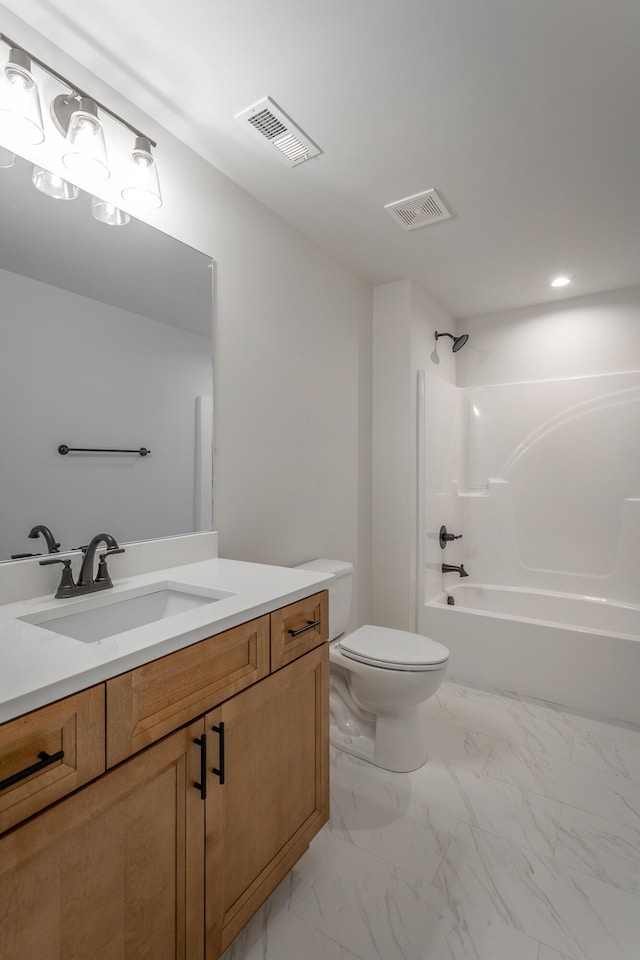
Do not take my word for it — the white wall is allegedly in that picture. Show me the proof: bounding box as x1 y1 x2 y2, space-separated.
372 279 455 630
456 285 640 387
0 8 373 624
0 268 211 557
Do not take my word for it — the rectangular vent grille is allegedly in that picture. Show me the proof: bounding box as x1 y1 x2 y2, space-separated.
384 189 452 231
236 97 322 167
248 109 287 140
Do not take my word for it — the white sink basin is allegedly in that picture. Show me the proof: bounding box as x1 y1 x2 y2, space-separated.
20 581 235 643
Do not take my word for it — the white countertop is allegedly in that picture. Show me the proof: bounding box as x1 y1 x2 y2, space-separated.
0 558 333 723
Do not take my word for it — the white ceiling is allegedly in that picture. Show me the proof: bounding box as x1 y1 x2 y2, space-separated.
4 0 640 318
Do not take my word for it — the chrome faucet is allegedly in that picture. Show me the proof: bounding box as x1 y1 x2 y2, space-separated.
40 533 124 598
442 563 469 578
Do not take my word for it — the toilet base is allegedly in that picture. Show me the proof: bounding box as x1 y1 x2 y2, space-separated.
330 705 427 773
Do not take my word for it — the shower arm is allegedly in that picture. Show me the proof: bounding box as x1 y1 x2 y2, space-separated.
435 331 469 352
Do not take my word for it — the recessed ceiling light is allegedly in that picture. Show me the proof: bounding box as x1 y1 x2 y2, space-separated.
550 276 571 288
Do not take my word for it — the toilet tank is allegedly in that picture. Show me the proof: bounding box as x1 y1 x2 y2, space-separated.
294 559 353 640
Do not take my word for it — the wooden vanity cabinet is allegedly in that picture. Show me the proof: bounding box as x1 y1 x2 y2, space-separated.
0 590 329 960
206 642 329 956
0 720 205 960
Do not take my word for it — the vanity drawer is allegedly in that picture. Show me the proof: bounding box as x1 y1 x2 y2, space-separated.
0 686 105 834
106 615 270 767
270 591 329 670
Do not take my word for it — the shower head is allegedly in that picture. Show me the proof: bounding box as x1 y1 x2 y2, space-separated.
435 331 469 353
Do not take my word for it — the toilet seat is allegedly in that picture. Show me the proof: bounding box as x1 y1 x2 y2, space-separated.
336 625 449 672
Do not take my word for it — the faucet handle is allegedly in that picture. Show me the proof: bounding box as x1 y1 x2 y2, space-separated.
439 525 463 549
39 557 76 598
95 548 125 585
101 547 125 562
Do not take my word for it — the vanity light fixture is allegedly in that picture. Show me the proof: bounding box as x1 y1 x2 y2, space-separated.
32 165 79 200
91 196 130 226
0 33 162 223
0 46 44 145
550 275 571 288
53 94 110 182
121 136 162 210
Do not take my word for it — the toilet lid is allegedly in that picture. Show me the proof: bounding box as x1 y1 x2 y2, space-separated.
337 625 449 672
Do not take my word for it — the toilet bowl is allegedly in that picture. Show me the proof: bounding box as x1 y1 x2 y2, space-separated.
295 560 449 772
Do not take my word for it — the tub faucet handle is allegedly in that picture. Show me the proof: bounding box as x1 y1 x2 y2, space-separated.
439 525 463 549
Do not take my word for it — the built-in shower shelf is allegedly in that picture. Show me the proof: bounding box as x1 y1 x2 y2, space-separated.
457 484 489 497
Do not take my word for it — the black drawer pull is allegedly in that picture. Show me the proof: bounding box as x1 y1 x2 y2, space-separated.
193 734 207 800
288 618 321 638
211 722 225 785
0 749 64 793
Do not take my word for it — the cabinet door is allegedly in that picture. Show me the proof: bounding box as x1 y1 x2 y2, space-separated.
205 643 329 957
0 722 205 960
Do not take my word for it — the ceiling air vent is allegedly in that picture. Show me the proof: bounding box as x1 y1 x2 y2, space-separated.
385 189 452 231
235 96 321 167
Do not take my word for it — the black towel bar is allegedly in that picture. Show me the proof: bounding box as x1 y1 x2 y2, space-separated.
58 445 150 456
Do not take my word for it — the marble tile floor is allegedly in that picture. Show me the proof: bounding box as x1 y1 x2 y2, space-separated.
222 679 640 960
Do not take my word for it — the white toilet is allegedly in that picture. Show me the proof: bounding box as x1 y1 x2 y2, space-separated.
295 559 449 772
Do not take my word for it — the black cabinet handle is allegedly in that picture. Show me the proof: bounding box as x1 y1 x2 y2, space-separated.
0 749 64 793
211 722 225 785
288 619 321 638
193 734 207 800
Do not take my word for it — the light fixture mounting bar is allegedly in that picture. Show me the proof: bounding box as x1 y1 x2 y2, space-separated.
0 33 156 147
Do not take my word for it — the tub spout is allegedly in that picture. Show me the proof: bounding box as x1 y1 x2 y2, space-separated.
442 563 469 578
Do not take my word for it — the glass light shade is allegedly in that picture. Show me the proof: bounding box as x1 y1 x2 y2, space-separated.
91 196 130 226
0 145 15 167
121 136 162 210
32 165 79 200
0 49 44 145
62 98 109 182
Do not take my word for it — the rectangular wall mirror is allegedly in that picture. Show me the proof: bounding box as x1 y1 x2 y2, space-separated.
0 154 214 562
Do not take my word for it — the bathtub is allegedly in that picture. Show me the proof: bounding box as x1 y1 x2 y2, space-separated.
422 584 640 724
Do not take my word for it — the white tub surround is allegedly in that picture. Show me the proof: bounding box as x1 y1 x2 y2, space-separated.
0 539 333 722
424 586 640 724
418 365 640 726
421 369 640 607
